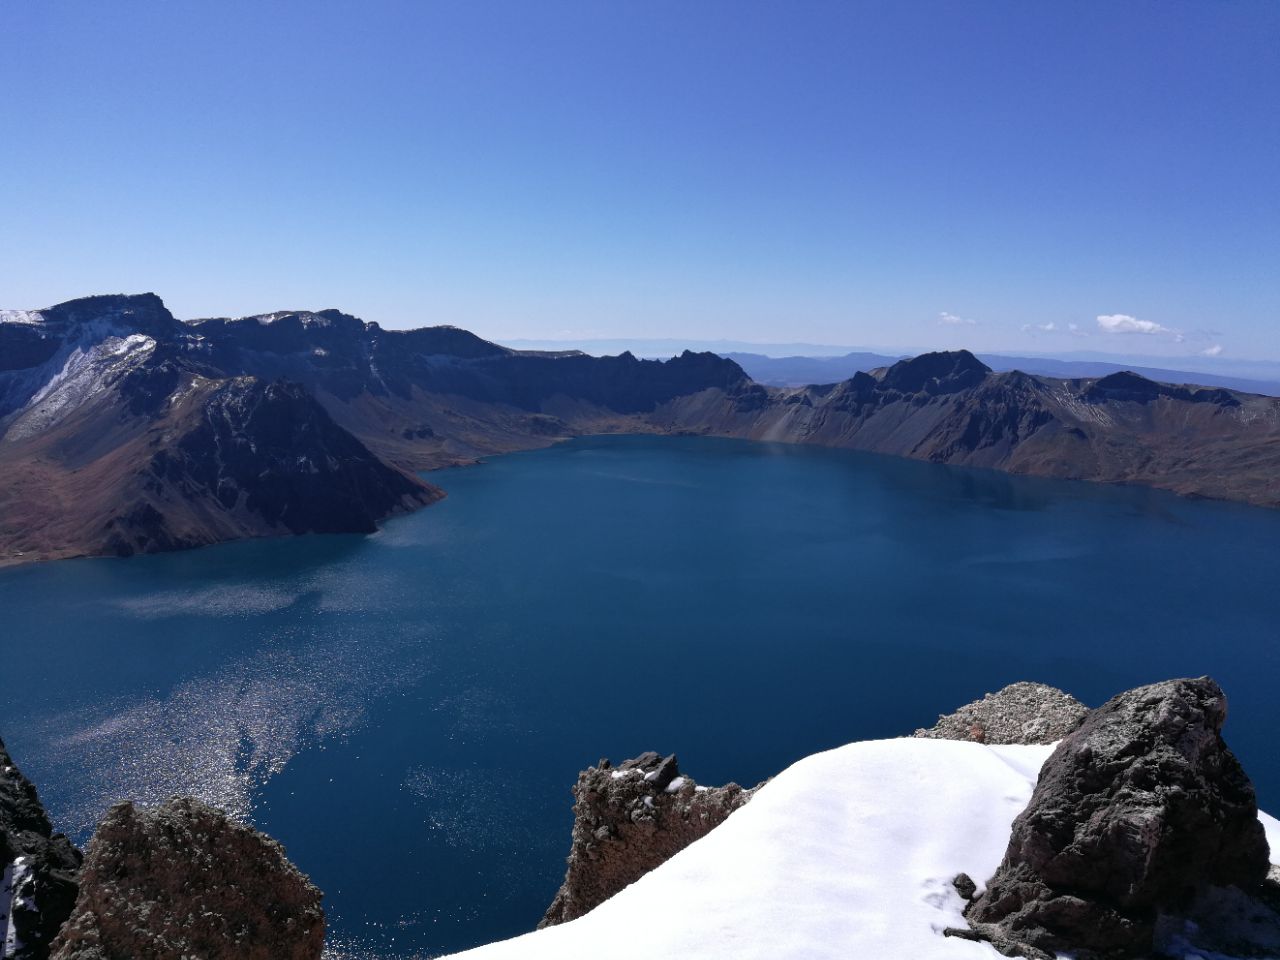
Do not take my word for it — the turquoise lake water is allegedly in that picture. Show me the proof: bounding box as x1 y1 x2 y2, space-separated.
1 435 1277 957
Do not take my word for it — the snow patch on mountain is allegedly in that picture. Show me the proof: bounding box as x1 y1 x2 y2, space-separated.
0 310 44 325
6 334 156 440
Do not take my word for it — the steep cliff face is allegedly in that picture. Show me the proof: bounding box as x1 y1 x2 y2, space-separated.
0 738 81 960
540 752 756 927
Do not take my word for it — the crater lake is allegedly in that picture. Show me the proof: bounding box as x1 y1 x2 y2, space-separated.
1 435 1277 958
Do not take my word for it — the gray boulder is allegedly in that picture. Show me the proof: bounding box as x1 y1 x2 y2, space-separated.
49 797 323 960
959 676 1273 959
1 736 82 960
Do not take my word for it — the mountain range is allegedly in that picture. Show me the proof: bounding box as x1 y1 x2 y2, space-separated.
723 351 1280 396
2 293 1278 565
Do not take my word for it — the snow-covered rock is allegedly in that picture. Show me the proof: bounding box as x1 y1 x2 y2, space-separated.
445 737 1279 960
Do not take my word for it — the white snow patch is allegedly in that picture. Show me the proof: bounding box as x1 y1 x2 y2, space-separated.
664 776 687 794
444 739 1279 960
7 333 156 440
1 856 33 957
1262 810 1280 865
0 310 44 325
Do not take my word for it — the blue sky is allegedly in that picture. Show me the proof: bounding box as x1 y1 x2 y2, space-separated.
2 1 1277 358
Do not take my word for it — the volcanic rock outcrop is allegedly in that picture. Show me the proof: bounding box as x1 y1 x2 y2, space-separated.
0 738 82 960
49 796 323 960
956 676 1274 959
913 682 1089 745
540 752 757 927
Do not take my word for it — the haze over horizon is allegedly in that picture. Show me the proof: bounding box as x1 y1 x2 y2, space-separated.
2 1 1276 360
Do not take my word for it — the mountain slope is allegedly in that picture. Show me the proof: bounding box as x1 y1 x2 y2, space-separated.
3 295 1279 564
655 352 1280 507
0 297 440 564
187 309 752 471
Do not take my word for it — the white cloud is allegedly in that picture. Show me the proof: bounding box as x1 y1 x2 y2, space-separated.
1200 344 1224 357
938 311 976 326
1096 314 1171 335
1020 322 1057 334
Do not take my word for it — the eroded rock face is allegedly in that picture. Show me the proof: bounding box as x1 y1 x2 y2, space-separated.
49 797 323 960
540 752 755 927
961 677 1272 959
0 737 82 960
913 682 1089 745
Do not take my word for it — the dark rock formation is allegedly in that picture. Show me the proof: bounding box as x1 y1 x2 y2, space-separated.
959 677 1273 959
140 378 436 541
1084 370 1240 407
913 682 1089 745
877 349 991 396
49 797 323 960
0 738 82 960
541 752 755 927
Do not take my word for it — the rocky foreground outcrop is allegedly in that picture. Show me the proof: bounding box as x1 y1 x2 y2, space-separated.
953 677 1278 959
913 681 1089 745
0 738 82 960
49 797 323 960
540 752 757 927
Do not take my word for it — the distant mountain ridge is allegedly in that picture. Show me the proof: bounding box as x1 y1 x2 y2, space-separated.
3 294 1279 564
723 350 1280 397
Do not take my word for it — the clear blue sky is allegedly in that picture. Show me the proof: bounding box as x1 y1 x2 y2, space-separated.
2 1 1277 358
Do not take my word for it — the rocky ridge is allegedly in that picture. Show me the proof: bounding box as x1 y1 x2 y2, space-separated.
540 752 757 927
